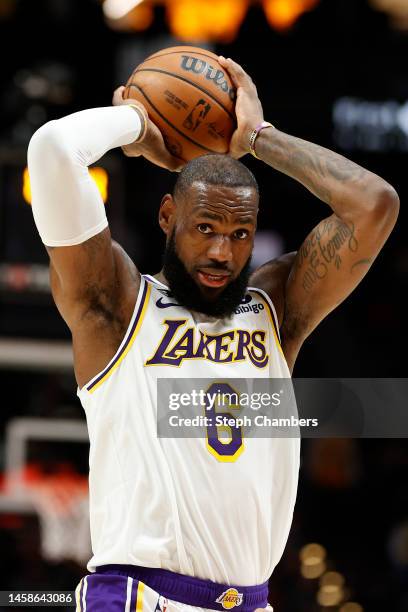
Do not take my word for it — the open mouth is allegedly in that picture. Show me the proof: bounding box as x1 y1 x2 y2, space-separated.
197 270 231 288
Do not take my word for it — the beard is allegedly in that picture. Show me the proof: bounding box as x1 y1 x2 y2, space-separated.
162 231 251 318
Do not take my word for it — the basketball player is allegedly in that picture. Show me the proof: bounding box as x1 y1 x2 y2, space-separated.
27 57 399 612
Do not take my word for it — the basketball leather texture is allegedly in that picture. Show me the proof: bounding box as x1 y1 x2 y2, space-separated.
124 46 237 162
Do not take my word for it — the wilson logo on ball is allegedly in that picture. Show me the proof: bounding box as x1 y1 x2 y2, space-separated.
180 56 236 101
126 46 236 160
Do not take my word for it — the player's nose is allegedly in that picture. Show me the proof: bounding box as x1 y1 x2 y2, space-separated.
207 235 233 264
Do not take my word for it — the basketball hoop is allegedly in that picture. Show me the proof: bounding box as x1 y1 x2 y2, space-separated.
2 464 91 565
29 473 91 565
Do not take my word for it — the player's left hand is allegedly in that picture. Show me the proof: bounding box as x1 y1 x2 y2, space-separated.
218 57 264 159
112 86 184 172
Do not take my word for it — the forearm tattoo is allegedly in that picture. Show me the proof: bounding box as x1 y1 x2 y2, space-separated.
296 218 371 293
257 131 375 207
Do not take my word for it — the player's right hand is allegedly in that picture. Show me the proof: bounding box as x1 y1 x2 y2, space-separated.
218 57 264 159
112 86 184 172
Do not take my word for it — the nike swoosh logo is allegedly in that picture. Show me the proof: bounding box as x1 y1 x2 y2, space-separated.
156 297 179 309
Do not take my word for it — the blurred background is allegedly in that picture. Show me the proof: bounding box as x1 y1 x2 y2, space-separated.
0 0 407 610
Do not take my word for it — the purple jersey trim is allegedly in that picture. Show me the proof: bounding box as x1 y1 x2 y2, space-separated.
81 573 132 612
130 577 139 610
95 565 269 612
250 289 281 343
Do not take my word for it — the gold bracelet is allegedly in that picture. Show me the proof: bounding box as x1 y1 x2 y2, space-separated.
249 121 275 159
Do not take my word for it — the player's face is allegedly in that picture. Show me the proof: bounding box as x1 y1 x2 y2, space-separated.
176 182 258 289
161 182 258 317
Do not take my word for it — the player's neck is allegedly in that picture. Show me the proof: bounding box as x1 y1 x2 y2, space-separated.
153 270 169 287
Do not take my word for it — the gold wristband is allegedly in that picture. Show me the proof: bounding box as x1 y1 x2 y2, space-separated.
249 121 275 159
128 104 148 143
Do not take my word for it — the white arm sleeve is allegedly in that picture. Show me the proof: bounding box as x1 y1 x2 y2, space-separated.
27 105 142 247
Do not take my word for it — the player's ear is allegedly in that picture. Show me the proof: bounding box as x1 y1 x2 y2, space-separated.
158 194 176 235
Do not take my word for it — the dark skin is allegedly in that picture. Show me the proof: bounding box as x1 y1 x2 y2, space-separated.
156 183 258 297
46 59 399 388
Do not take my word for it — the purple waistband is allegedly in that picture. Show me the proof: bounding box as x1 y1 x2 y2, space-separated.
96 565 269 612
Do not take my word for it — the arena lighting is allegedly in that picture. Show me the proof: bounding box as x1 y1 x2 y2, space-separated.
299 549 362 609
22 167 31 205
102 0 323 37
262 0 320 30
340 604 364 612
125 3 154 30
166 0 249 42
317 571 345 606
103 0 153 31
300 542 327 563
23 167 109 205
300 560 326 579
317 587 343 607
320 571 344 587
299 542 327 579
369 0 408 28
103 0 145 20
89 167 109 203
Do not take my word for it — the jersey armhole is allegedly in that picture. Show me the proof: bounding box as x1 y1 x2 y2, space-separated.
77 276 151 399
248 286 282 344
143 273 168 289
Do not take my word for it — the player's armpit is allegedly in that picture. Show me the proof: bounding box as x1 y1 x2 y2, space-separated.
281 196 399 369
48 228 140 332
249 252 297 327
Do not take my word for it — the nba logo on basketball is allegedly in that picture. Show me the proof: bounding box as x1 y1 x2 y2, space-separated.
216 588 243 609
183 99 211 132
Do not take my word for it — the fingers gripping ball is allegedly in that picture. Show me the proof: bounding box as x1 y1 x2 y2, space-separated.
124 46 236 162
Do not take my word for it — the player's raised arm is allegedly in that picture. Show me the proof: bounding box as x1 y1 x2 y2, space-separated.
27 92 182 387
221 56 399 371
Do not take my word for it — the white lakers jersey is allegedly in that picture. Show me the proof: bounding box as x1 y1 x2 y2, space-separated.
78 275 300 586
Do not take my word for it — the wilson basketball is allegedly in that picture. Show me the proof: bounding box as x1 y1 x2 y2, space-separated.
124 46 236 162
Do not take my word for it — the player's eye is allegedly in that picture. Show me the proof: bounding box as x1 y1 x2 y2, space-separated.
233 229 249 240
197 224 213 234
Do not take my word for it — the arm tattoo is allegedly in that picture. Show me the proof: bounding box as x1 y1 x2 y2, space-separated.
297 218 359 293
257 130 377 208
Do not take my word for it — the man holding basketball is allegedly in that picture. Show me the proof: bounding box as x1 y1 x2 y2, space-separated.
28 56 398 612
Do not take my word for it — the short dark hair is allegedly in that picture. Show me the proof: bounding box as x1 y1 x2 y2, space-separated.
173 154 259 201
